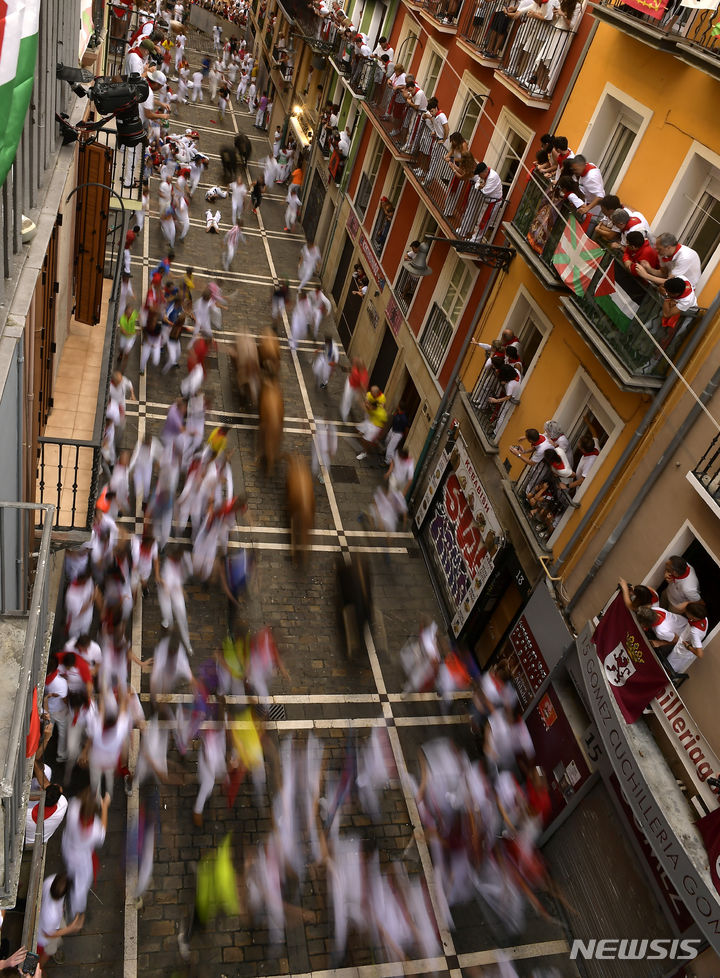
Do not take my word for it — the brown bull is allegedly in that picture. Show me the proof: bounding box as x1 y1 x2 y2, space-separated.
257 327 280 377
286 454 315 563
258 378 284 474
230 333 260 406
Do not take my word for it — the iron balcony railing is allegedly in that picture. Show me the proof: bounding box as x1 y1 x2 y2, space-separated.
416 0 465 27
469 364 506 441
510 175 702 382
420 303 454 374
457 0 579 98
0 503 53 908
692 434 720 506
364 86 507 243
514 458 575 545
395 265 420 315
458 0 515 59
592 0 720 58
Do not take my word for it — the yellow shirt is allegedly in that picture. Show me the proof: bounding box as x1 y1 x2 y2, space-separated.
366 392 387 428
208 427 228 456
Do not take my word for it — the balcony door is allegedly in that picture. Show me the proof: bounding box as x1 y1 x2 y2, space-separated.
369 325 398 392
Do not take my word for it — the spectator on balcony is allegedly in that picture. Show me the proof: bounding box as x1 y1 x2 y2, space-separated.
533 0 582 95
660 277 697 339
619 578 659 612
505 345 523 376
556 173 584 211
665 601 708 677
636 605 688 657
661 555 702 613
567 433 600 490
568 155 605 219
466 161 503 240
551 134 574 178
421 99 450 184
611 207 652 247
398 77 429 151
444 151 476 222
385 65 408 121
481 0 513 59
533 148 555 181
634 232 702 290
623 231 659 278
488 363 522 432
373 36 394 64
510 427 553 466
507 0 556 85
543 419 570 456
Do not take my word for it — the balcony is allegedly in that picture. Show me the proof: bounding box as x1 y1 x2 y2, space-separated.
412 0 465 33
688 434 720 520
457 0 581 105
363 84 508 245
591 0 720 80
468 364 505 442
420 303 454 374
330 45 378 98
506 176 703 392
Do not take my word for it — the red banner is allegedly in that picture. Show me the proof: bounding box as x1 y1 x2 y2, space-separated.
592 592 668 723
696 806 720 896
620 0 670 19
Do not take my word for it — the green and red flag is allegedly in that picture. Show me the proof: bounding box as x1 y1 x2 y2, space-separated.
0 0 41 190
594 261 640 333
552 213 605 297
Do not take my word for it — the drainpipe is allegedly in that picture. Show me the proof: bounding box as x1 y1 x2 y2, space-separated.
407 261 502 508
556 298 720 611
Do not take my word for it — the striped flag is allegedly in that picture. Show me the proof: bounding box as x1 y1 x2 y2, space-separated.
0 0 41 190
552 214 605 297
594 262 640 333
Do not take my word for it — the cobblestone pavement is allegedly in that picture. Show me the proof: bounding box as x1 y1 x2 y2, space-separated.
51 26 577 978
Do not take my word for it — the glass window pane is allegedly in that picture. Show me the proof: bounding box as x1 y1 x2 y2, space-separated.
683 191 720 270
460 96 482 142
599 123 635 190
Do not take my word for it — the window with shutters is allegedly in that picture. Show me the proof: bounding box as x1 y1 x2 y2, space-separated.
578 86 651 193
422 51 444 98
355 136 384 220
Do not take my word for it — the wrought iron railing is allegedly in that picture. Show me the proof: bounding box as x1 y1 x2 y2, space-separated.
691 434 720 504
499 20 577 99
420 303 454 374
0 503 53 907
458 0 515 59
592 0 720 56
469 364 505 440
514 459 575 545
395 265 420 315
371 207 394 256
416 0 465 26
364 88 507 243
510 176 702 381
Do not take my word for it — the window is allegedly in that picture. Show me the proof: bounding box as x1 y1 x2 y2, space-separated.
469 289 550 439
646 524 720 642
654 143 720 290
440 260 473 323
371 165 404 256
395 24 419 72
458 93 484 144
681 176 720 272
422 51 444 98
420 258 474 374
355 136 384 220
486 109 533 197
395 213 437 314
579 86 652 193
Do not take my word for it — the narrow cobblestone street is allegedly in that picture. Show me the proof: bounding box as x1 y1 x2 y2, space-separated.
49 27 577 978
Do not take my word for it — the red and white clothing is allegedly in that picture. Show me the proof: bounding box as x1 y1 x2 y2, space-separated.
668 278 697 314
25 795 68 846
667 616 708 674
577 163 605 216
574 438 600 483
665 561 701 608
57 650 93 694
623 239 659 272
549 446 574 485
661 244 702 290
649 606 687 645
86 709 133 800
37 874 67 955
528 434 553 464
619 209 651 244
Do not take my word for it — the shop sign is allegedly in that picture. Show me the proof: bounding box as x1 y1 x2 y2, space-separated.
652 685 720 811
418 433 503 636
357 231 385 291
576 624 720 951
506 615 550 708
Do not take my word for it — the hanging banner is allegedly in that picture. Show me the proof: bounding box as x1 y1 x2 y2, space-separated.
592 592 668 723
618 0 670 19
418 433 504 636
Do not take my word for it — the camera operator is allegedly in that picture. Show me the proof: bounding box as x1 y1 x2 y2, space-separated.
121 69 169 188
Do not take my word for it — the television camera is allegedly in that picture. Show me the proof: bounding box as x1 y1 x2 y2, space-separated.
55 65 150 147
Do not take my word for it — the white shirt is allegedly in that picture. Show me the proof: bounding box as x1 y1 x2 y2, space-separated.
26 795 68 846
124 48 144 75
87 711 132 769
37 875 66 945
139 87 155 125
665 562 701 607
577 164 605 215
667 618 708 674
477 167 503 200
426 110 448 142
672 279 697 313
650 606 687 644
662 244 702 290
574 441 600 482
